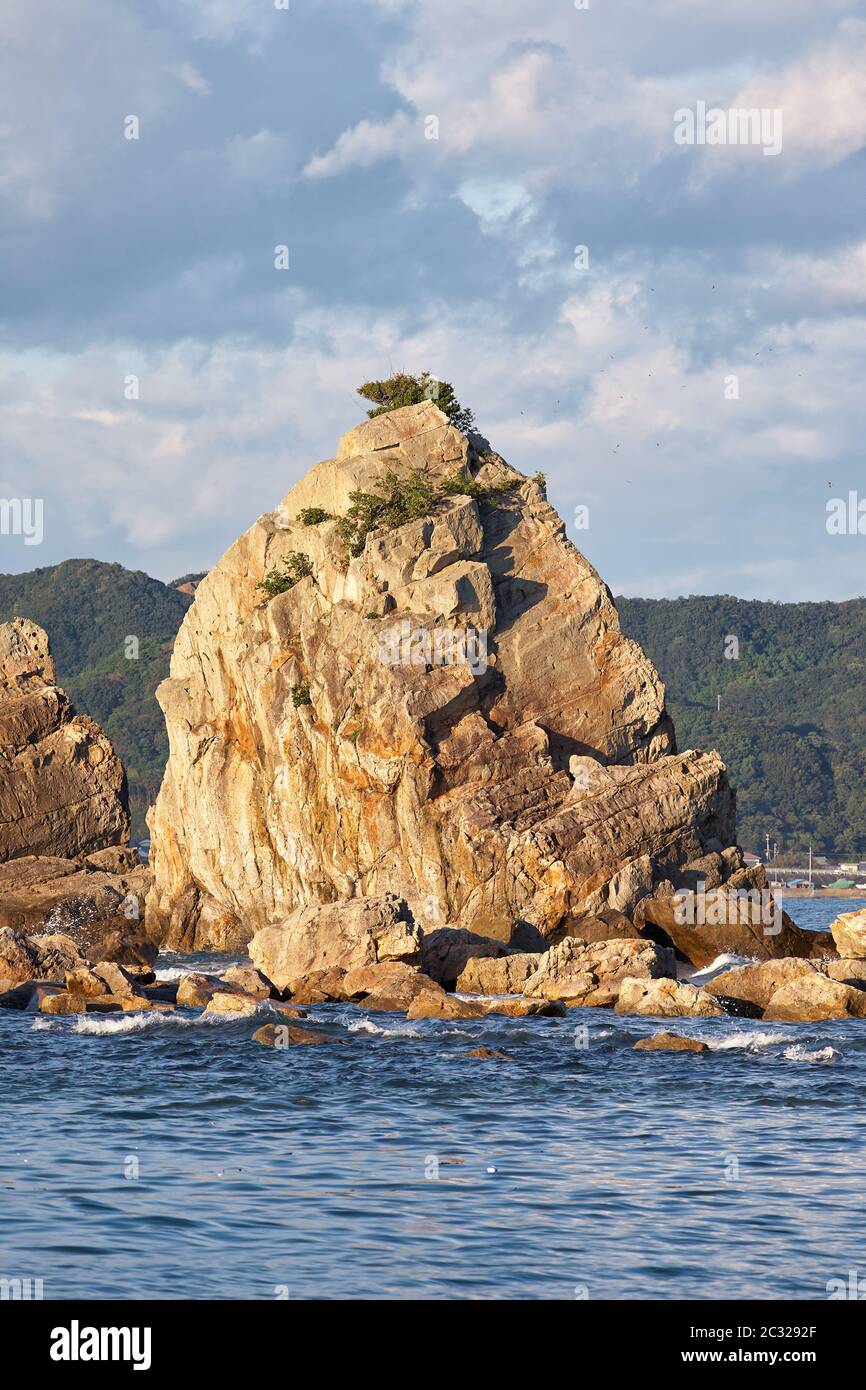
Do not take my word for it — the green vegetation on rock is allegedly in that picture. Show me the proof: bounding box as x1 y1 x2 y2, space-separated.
357 372 475 433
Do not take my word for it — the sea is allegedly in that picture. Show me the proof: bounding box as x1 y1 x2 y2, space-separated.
1 896 863 1301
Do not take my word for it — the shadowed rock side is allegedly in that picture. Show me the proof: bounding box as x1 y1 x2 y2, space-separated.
0 618 130 861
148 402 758 952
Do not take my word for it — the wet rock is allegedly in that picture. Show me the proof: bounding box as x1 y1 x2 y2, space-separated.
252 1023 346 1046
92 961 142 998
202 992 261 1018
268 1001 309 1020
634 1032 708 1053
523 938 676 1008
830 909 866 960
479 996 566 1017
464 1047 512 1060
406 992 487 1020
249 894 420 994
615 977 725 1018
176 972 223 1007
362 970 445 1014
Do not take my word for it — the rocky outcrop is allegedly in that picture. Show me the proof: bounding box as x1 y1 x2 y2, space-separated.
0 619 129 861
615 977 725 1018
829 909 866 959
703 958 820 1014
763 974 866 1022
634 876 828 968
248 894 421 993
147 401 743 952
523 937 676 1007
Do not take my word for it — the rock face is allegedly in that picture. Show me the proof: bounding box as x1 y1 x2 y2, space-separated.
0 619 129 862
147 402 741 952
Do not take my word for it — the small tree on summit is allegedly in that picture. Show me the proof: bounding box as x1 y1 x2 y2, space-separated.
356 372 476 434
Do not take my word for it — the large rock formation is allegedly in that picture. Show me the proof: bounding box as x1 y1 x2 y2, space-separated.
0 619 151 961
147 402 751 953
0 618 129 860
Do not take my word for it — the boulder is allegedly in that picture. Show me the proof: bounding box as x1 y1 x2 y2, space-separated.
252 1023 346 1046
635 889 827 968
248 894 420 994
825 959 866 987
221 965 272 999
523 938 676 1007
0 928 83 982
764 975 866 1022
203 992 261 1018
405 991 487 1021
0 618 129 862
176 972 223 1007
455 953 544 995
830 909 866 960
464 1047 512 1060
146 402 741 951
704 959 821 1015
39 991 125 1015
420 928 513 987
360 969 445 1014
0 857 155 965
615 977 725 1018
286 968 350 1004
64 966 110 998
634 1032 708 1053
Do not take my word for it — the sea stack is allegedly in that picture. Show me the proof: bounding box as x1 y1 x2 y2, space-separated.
146 401 762 953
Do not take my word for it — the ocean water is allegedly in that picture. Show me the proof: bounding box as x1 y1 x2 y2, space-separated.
2 898 865 1301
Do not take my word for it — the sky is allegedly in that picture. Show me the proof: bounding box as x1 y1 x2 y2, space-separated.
1 0 865 598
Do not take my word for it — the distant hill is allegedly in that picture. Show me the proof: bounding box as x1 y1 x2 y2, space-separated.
0 560 193 838
617 595 866 859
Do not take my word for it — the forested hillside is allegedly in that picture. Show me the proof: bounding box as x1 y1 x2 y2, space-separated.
617 595 866 858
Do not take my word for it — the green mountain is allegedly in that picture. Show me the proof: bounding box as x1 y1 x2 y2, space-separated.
0 560 193 839
617 595 866 860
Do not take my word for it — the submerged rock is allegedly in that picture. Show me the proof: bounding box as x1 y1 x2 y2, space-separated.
464 1046 512 1060
252 1023 346 1047
147 402 738 952
634 1032 708 1053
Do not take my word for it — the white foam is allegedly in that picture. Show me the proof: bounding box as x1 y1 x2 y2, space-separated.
783 1044 839 1063
72 1010 209 1036
681 953 750 983
706 1029 790 1051
343 1014 422 1038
